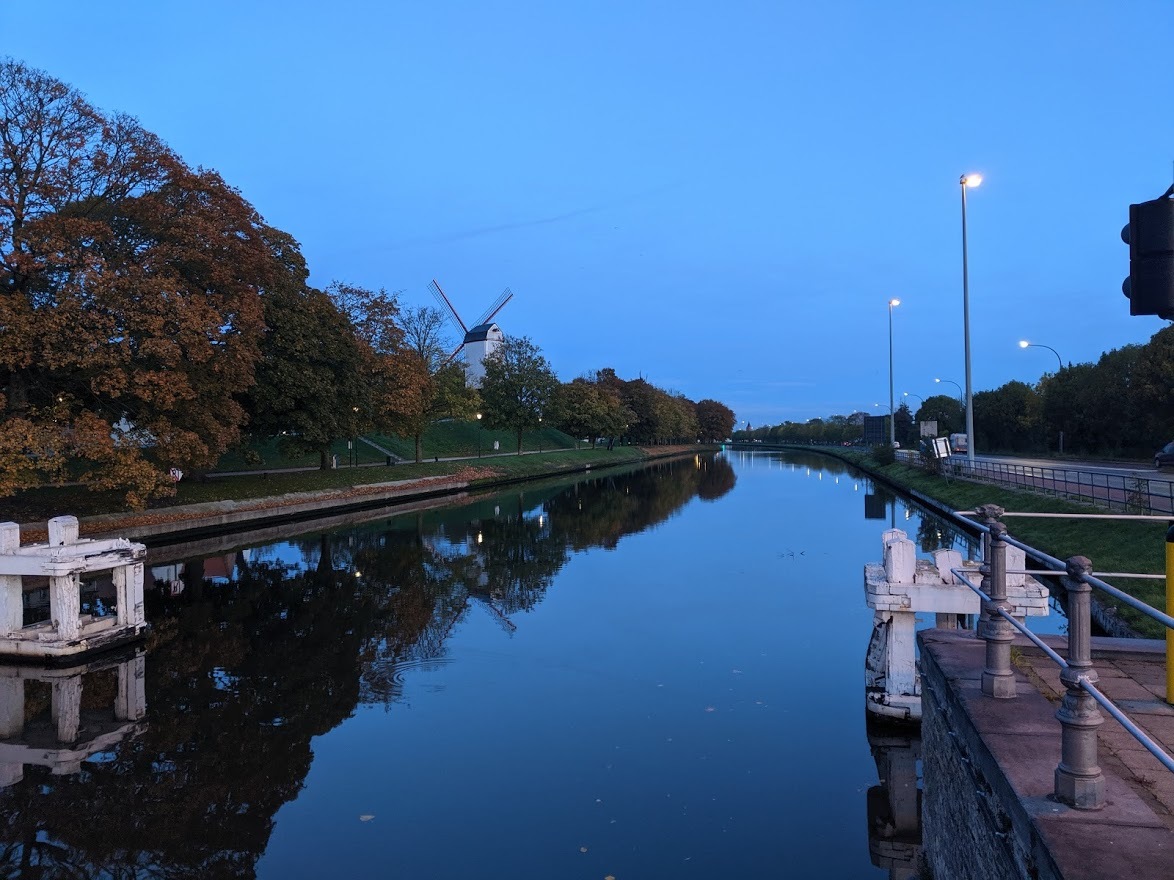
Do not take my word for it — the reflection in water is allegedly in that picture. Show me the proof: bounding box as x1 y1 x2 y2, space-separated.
867 721 924 880
0 649 146 788
0 454 734 878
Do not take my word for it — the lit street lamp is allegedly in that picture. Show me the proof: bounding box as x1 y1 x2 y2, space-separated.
476 412 483 458
888 298 900 446
903 391 923 405
934 377 963 407
1018 340 1063 372
960 172 982 462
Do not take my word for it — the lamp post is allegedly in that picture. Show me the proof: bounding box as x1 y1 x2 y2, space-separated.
476 412 482 458
1019 341 1065 453
960 172 982 463
903 391 923 405
538 415 543 453
887 298 900 446
934 377 964 407
1018 340 1063 372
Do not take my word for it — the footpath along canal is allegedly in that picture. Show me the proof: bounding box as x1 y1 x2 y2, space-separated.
0 449 1069 878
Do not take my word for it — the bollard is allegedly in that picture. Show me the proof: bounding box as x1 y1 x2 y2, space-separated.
977 504 1016 698
1167 524 1174 707
1055 555 1105 809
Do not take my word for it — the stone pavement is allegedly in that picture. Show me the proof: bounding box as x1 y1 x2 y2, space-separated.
1013 634 1174 832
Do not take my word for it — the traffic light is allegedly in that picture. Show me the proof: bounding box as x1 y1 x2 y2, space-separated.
1121 185 1174 318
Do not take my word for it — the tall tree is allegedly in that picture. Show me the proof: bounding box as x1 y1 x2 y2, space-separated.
480 336 558 454
695 399 735 442
0 60 276 505
246 239 369 469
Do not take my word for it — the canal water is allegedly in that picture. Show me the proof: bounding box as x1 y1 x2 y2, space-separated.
0 450 1065 878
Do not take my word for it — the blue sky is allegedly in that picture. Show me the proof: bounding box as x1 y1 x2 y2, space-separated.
6 1 1173 427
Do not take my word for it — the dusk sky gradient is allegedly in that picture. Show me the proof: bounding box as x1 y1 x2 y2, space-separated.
6 1 1174 427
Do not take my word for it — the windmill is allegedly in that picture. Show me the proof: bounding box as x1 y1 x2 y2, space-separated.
428 279 513 387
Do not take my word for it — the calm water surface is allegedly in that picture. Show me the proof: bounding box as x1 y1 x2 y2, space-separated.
0 450 1063 878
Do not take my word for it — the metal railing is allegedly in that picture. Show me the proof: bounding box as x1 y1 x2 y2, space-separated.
894 450 1174 515
950 503 1174 809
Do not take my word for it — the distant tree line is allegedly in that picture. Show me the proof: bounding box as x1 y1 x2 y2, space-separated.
0 60 735 506
737 324 1174 458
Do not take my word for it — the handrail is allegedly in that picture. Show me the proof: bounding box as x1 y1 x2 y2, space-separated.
957 512 1174 632
952 567 1174 775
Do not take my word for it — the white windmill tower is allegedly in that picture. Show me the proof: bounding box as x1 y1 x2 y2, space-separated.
429 279 514 388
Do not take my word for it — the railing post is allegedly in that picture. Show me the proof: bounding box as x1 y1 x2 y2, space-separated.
1055 555 1105 809
977 504 1016 698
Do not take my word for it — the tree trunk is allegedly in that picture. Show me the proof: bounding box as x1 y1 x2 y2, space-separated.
517 430 523 455
319 448 328 470
415 433 422 463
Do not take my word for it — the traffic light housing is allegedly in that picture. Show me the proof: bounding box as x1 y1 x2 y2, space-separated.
1122 186 1174 318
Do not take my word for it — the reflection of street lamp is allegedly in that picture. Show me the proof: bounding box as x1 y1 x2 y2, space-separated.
1018 340 1063 372
960 172 982 463
887 298 900 446
476 412 482 458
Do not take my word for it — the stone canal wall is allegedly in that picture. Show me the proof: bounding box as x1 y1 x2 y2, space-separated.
919 629 1173 880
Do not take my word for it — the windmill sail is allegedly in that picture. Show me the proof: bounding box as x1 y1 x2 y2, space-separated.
428 279 467 333
473 288 513 328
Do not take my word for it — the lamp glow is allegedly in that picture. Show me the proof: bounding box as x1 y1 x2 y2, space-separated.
962 173 983 188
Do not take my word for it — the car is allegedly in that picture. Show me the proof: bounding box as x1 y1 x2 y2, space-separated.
1155 441 1174 468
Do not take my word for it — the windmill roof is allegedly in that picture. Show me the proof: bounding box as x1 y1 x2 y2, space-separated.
463 322 500 343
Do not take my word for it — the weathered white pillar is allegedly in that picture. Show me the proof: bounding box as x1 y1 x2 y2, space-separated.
0 764 22 787
0 523 22 636
116 654 147 721
886 612 918 698
0 677 24 738
50 573 81 641
47 515 79 547
883 536 916 585
51 676 82 744
113 563 145 627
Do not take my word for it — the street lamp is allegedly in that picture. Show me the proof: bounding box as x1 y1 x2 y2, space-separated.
903 391 923 404
1018 340 1063 372
538 415 543 453
934 377 964 407
887 298 900 446
960 172 982 462
476 412 482 458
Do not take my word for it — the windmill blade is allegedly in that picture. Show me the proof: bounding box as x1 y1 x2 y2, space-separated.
474 288 513 327
441 342 465 366
429 279 467 334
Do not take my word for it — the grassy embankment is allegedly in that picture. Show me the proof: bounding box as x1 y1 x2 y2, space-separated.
1 421 659 526
812 446 1168 638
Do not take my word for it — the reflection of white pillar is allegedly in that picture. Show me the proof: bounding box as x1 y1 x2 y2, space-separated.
116 655 147 721
0 677 24 737
0 523 21 636
51 677 82 743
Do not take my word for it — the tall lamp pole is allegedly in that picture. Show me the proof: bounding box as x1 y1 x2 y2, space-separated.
888 298 900 446
1018 340 1063 372
960 172 982 463
476 412 483 458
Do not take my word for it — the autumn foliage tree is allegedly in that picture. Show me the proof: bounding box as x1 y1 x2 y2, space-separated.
0 59 279 505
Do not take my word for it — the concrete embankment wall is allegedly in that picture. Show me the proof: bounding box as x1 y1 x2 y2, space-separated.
44 446 701 545
919 629 1173 880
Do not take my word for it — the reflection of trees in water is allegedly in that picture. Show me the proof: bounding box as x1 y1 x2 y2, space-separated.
0 455 731 878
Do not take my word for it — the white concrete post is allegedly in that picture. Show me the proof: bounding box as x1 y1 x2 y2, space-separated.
0 523 22 635
49 573 81 641
883 536 916 585
113 563 145 627
51 676 82 743
47 516 79 547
